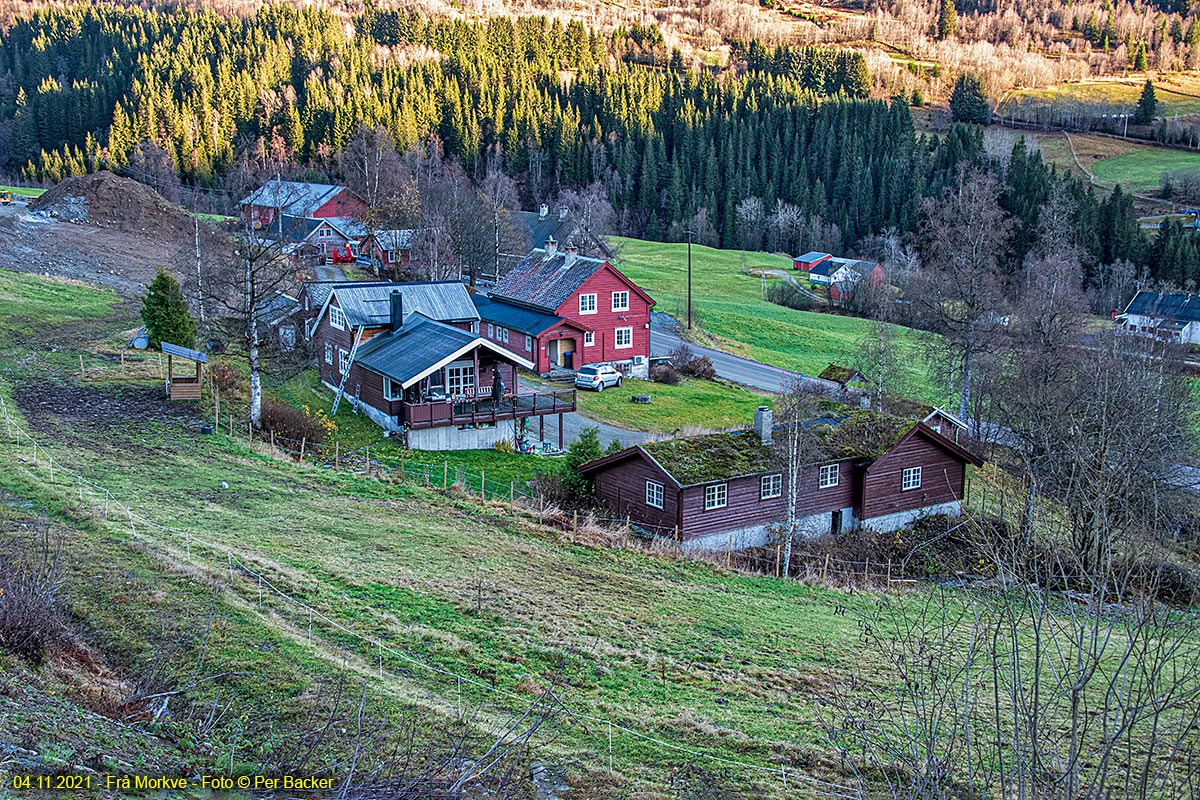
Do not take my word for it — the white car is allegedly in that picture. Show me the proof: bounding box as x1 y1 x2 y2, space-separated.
574 364 623 391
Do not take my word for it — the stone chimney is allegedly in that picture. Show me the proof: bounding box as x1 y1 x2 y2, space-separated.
544 236 558 258
754 405 773 446
559 206 568 221
539 203 549 220
563 241 579 266
390 289 404 332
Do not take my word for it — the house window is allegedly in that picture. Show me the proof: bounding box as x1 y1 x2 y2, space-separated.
447 364 475 397
488 323 494 338
385 250 395 263
704 483 727 510
902 466 922 491
524 335 532 351
338 348 350 375
324 341 333 365
584 332 595 346
329 306 346 331
760 474 782 500
612 290 629 312
614 327 632 349
819 464 840 489
383 378 402 401
471 321 479 334
646 480 664 509
502 327 509 344
319 227 332 238
579 293 597 314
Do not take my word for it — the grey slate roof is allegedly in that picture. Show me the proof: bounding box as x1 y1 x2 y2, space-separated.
311 217 368 241
490 248 608 312
333 281 479 327
472 294 567 335
302 280 392 312
238 180 351 217
1122 291 1200 324
161 342 207 363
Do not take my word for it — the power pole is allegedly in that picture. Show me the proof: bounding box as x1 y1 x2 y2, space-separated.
685 229 695 330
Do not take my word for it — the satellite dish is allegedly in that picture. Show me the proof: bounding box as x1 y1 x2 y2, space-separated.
132 333 149 350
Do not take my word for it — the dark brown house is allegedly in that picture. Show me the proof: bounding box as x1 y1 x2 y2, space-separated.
579 407 982 550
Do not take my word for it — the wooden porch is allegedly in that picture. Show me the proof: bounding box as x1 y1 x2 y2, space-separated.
404 389 575 430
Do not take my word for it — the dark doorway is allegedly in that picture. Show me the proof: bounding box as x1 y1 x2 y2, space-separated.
830 509 842 536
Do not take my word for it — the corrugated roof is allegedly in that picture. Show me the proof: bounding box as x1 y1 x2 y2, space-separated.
333 281 479 327
809 261 837 277
472 294 566 335
491 248 607 312
161 342 207 363
302 280 392 312
796 251 830 262
238 180 349 217
368 229 417 251
1123 291 1200 324
310 217 367 241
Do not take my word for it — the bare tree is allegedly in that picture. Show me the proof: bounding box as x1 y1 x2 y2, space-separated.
479 162 523 282
128 140 181 204
338 125 404 208
917 170 1011 428
558 181 616 258
735 196 766 252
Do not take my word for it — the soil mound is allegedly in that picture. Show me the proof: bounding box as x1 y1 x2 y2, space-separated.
29 171 194 238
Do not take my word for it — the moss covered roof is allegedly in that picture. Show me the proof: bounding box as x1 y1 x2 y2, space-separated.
642 408 918 486
818 363 863 385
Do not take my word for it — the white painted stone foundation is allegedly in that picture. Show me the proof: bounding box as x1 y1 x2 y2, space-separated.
860 501 962 533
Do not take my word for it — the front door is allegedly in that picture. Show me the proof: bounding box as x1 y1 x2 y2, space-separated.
557 337 576 369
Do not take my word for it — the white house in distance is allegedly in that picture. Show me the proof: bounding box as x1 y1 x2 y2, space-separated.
1116 290 1200 345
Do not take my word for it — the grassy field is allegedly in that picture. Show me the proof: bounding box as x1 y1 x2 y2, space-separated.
0 184 46 198
1091 146 1200 191
1005 79 1200 117
574 377 772 433
610 237 943 404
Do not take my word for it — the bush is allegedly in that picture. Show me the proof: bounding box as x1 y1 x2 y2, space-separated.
0 533 69 664
493 438 514 454
650 363 682 385
260 401 333 444
681 355 715 380
765 282 813 311
209 361 243 395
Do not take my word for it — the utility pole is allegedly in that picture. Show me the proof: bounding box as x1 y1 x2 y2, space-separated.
685 228 695 330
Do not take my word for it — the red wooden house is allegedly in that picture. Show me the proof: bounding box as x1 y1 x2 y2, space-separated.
307 281 574 449
475 239 655 377
238 180 367 236
358 229 417 278
580 406 982 550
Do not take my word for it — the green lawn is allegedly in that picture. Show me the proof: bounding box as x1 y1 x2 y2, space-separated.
611 237 943 404
0 184 46 198
1091 147 1200 191
575 377 772 433
0 269 121 346
1005 81 1200 117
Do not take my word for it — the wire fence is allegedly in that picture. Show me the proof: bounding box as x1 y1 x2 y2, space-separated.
0 394 863 800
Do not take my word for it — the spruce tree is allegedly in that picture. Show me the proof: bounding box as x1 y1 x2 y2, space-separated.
936 0 958 40
141 269 195 349
1134 79 1158 125
950 73 990 124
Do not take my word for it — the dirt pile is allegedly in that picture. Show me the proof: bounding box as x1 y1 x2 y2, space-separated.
29 171 196 238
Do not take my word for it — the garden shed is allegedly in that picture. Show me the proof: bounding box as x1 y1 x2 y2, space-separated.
161 342 206 401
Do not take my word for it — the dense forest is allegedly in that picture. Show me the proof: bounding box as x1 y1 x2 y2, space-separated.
0 3 1193 288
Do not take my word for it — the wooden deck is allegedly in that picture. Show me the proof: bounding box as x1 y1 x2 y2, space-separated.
404 390 575 430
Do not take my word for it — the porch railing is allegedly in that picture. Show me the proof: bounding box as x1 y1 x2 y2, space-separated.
403 389 576 430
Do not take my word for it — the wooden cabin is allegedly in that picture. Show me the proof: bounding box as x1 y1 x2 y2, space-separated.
162 342 206 401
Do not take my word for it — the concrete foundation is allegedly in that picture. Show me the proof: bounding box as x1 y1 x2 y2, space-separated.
861 501 962 533
407 420 518 451
681 507 857 551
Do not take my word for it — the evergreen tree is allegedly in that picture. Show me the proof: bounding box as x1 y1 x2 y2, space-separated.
1134 79 1158 125
937 0 958 40
141 269 195 349
950 73 990 124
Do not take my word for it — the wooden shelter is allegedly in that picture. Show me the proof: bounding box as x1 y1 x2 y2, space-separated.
161 342 206 401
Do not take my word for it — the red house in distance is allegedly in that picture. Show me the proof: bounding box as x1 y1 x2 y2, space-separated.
474 239 656 377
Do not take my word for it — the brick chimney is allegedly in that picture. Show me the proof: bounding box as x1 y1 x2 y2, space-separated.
390 289 404 332
754 406 773 445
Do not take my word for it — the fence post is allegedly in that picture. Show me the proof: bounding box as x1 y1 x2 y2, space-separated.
335 441 339 469
79 354 84 380
228 414 232 437
886 559 892 587
366 446 370 476
48 456 53 483
608 721 614 775
775 544 781 578
821 553 830 583
864 557 870 586
248 419 252 443
572 511 578 543
215 390 220 429
624 516 630 550
481 469 486 500
443 460 448 489
401 452 406 482
726 530 732 569
78 475 83 502
300 436 307 463
270 430 275 457
510 480 515 504
673 526 680 560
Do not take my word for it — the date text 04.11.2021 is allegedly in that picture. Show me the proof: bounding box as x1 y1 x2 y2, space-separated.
11 775 93 791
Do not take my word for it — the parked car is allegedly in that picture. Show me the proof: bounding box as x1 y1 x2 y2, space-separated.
575 363 623 392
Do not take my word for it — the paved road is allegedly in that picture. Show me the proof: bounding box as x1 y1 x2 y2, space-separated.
315 261 347 281
762 269 827 304
516 378 661 449
649 316 838 394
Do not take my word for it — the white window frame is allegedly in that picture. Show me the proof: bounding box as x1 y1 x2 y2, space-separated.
704 483 728 510
612 290 630 312
338 348 350 375
584 331 595 346
328 306 346 331
614 327 633 349
579 293 597 315
385 249 395 263
383 378 402 401
760 473 782 500
524 335 532 351
319 227 332 238
819 463 840 489
487 323 494 338
646 480 664 509
902 466 922 491
502 327 509 344
324 341 333 365
471 321 479 334
447 363 475 397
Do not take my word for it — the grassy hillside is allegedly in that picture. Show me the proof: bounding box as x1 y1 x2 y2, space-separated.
610 237 943 404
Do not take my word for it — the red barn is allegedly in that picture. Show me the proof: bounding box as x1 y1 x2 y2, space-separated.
793 251 831 271
475 239 655 377
238 180 367 235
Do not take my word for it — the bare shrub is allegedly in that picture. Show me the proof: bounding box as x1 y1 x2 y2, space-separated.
650 363 682 385
679 354 715 380
209 360 243 395
0 531 69 664
259 400 329 444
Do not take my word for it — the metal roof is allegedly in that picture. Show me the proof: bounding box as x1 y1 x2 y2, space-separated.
796 251 830 262
332 281 479 327
356 314 531 387
306 217 367 242
161 342 207 363
367 229 416 251
238 180 350 217
491 248 608 312
1122 291 1200 324
301 280 392 312
472 294 566 335
809 261 837 277
256 291 301 327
